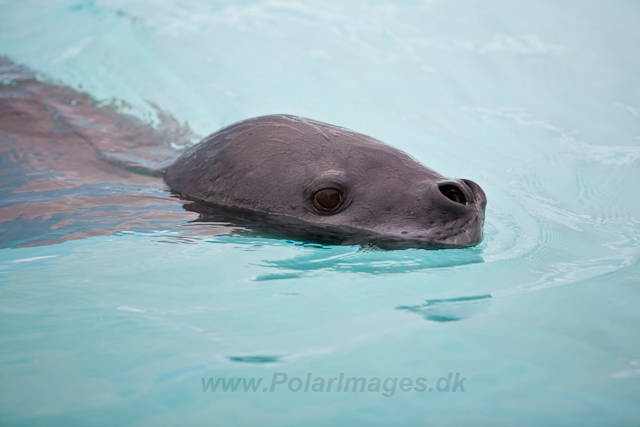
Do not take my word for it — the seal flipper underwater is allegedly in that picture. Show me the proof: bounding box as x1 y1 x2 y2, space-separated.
165 115 487 249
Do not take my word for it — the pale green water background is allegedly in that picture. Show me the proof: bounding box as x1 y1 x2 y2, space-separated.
1 0 640 425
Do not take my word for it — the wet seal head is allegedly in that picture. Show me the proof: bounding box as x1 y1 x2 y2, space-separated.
164 114 487 249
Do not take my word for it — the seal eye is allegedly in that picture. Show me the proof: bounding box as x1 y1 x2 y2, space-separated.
313 188 342 211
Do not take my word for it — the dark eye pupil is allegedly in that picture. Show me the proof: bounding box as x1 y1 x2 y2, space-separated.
314 189 341 210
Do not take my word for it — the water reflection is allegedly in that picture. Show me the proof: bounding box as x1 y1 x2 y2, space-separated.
397 294 492 322
195 235 486 276
0 57 198 248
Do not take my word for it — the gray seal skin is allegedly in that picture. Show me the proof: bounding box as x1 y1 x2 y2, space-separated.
165 114 487 249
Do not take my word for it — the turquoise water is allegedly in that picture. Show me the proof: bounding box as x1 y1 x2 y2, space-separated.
1 0 640 425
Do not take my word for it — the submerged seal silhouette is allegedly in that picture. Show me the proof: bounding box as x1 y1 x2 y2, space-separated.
165 115 486 249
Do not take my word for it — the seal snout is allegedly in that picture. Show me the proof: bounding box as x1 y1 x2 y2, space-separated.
418 178 486 247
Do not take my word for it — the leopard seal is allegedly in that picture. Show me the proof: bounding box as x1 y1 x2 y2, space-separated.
164 114 486 249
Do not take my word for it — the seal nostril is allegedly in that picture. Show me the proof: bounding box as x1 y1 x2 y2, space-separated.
461 179 486 207
438 184 467 205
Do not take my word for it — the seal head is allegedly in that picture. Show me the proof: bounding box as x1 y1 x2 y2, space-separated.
165 115 486 249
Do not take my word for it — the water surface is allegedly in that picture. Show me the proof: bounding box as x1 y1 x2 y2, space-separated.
1 1 640 425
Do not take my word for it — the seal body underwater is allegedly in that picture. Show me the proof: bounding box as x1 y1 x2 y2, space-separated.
165 114 486 249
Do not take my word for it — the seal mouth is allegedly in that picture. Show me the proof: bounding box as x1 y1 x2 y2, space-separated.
387 201 485 249
361 228 483 250
359 212 485 250
430 205 485 247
